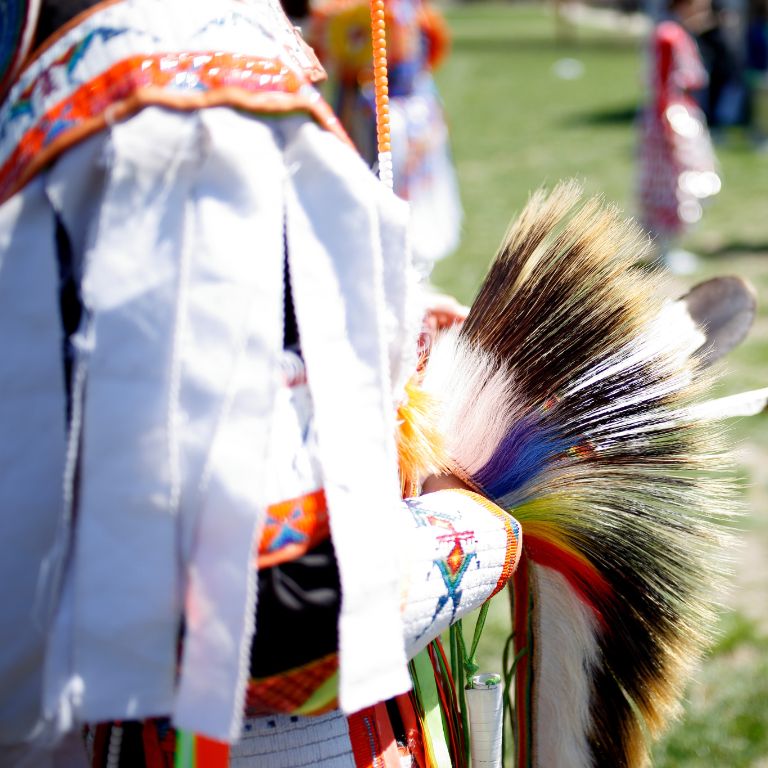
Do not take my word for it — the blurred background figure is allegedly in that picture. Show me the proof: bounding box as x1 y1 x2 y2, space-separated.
745 0 768 146
637 0 722 273
695 0 745 138
310 0 462 277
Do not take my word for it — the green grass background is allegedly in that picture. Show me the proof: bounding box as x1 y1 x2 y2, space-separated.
428 3 768 765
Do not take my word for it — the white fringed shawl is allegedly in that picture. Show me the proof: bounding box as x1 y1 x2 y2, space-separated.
0 0 419 747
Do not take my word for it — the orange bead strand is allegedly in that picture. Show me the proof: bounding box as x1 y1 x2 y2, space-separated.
369 0 393 187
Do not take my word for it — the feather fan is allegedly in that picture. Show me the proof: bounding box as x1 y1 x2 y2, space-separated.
418 183 738 768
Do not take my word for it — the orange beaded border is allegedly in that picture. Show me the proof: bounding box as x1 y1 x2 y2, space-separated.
369 0 393 188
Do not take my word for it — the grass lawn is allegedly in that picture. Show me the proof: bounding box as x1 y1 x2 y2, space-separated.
429 3 768 764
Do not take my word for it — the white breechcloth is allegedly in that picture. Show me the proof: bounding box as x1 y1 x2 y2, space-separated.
0 100 417 745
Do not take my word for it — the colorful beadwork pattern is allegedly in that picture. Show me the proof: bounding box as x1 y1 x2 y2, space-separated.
257 488 329 569
402 491 521 654
414 503 478 630
245 653 339 716
0 0 347 204
406 496 481 634
453 488 521 598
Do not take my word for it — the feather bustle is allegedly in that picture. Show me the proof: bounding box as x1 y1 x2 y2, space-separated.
420 184 736 767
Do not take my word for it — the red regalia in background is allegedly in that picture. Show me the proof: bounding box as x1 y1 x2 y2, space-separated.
310 0 462 275
637 13 721 246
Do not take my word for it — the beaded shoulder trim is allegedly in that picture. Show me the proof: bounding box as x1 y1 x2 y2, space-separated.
0 0 346 204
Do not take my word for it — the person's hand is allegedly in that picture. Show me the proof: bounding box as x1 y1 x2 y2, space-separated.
420 473 471 494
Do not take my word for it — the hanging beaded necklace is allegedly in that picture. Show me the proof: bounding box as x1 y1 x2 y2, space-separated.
369 0 393 189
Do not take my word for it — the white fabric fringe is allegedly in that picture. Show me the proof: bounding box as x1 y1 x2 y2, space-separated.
532 565 599 768
0 105 414 744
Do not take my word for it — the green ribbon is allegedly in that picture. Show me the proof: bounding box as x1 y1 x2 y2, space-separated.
294 670 339 715
410 648 453 768
175 729 195 768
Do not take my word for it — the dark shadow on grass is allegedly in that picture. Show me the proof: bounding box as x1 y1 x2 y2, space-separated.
564 104 640 127
700 241 768 258
451 36 641 53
